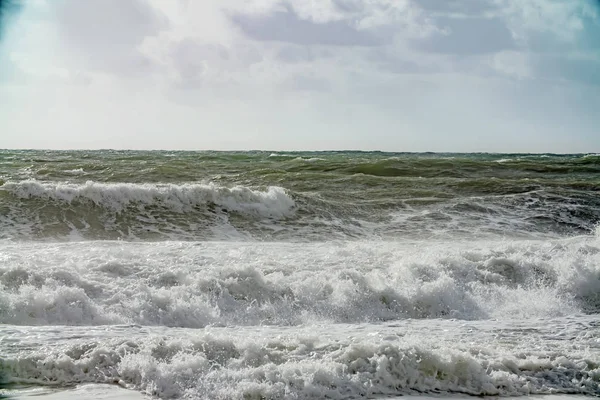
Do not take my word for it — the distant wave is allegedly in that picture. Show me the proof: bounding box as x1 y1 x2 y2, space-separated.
64 168 86 175
292 157 324 162
268 153 296 158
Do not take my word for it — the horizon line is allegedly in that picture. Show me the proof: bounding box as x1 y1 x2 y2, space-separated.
0 148 598 156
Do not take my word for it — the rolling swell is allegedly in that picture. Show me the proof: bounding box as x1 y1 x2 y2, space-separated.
0 179 598 241
284 156 600 178
1 151 600 240
0 181 296 240
2 180 294 216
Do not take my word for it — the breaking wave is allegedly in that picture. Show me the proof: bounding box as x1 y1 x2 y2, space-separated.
0 333 600 399
2 180 295 217
0 179 598 241
1 237 598 328
0 180 298 240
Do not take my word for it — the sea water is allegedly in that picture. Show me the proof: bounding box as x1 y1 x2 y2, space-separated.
0 151 599 399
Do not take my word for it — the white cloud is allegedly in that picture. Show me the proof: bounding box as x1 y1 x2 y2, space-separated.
0 0 598 152
489 51 532 79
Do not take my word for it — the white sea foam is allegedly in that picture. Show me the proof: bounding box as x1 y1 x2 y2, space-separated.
0 237 598 328
64 168 86 175
292 157 324 162
1 238 599 398
2 180 295 218
1 231 599 399
268 153 295 158
1 318 598 399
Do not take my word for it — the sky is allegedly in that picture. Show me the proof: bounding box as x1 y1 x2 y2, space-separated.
0 0 599 152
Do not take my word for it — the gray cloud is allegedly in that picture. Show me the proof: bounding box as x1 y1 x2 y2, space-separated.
416 0 501 16
285 74 332 91
365 47 444 75
168 40 228 83
231 8 383 46
413 16 515 55
330 0 365 14
275 45 335 63
276 45 317 63
525 18 600 53
55 0 166 74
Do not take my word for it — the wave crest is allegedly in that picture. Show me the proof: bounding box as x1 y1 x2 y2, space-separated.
2 180 295 218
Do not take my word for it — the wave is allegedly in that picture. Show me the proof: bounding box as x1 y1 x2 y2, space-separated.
0 181 298 241
0 237 598 327
292 157 324 162
0 179 597 241
268 153 296 158
63 168 86 175
2 180 294 217
578 153 600 165
2 319 598 398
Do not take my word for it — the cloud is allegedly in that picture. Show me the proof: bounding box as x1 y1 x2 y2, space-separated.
53 0 166 74
274 45 328 64
413 16 515 55
417 0 501 15
1 0 599 152
140 34 265 88
500 0 599 43
495 0 600 85
231 9 383 47
488 51 532 79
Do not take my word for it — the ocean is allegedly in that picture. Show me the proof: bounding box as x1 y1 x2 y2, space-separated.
0 150 599 399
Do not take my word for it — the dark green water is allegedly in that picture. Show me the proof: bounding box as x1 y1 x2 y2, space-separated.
1 150 599 241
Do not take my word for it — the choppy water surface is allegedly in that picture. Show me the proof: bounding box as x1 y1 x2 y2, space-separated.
0 151 599 399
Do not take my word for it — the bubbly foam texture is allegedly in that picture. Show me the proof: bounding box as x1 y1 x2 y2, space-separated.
2 180 295 218
0 237 598 328
2 319 598 398
2 237 599 399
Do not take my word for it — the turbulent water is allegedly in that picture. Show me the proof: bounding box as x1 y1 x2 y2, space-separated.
0 150 599 399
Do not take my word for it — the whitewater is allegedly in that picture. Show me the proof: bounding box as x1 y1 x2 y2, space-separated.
0 150 599 399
